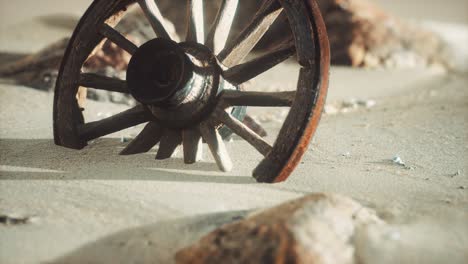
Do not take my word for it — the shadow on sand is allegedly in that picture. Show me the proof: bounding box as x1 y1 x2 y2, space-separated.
47 210 249 264
0 138 256 184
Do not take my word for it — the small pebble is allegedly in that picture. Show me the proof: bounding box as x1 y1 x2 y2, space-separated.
450 170 461 178
324 104 339 115
342 98 358 109
357 99 377 108
392 155 405 166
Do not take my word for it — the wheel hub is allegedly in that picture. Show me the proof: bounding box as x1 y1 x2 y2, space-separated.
127 38 193 105
127 39 222 128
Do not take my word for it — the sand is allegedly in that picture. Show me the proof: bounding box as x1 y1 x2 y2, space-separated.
0 1 467 263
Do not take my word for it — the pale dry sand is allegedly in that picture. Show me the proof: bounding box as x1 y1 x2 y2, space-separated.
1 1 468 263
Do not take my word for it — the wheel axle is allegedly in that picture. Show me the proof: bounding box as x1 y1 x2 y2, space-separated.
127 38 194 106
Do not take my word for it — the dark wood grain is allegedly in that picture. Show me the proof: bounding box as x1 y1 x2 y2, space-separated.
156 129 182 160
120 121 163 155
220 90 295 107
54 0 133 149
78 105 151 142
99 23 138 55
183 127 203 164
253 0 330 183
79 73 128 93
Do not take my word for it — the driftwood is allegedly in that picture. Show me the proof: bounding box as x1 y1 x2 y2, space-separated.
175 193 384 264
0 38 68 90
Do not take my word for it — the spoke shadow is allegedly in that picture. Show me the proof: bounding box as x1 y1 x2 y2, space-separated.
0 138 255 184
47 210 250 264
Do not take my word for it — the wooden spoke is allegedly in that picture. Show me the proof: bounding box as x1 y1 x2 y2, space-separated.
137 0 171 39
120 122 163 155
183 128 203 164
79 73 128 93
78 105 151 141
99 24 138 55
186 0 205 43
156 129 182 160
205 0 239 54
223 43 295 84
220 90 295 107
217 0 283 67
214 109 272 156
199 122 233 172
243 114 267 137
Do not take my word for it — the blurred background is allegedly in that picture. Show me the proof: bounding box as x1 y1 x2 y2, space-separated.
1 0 467 26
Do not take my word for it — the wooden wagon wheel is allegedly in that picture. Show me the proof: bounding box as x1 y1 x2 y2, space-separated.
53 0 329 183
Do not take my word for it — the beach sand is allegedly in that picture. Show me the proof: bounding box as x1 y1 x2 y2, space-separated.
0 1 467 263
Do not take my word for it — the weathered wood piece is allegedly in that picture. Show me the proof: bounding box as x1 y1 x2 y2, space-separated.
137 0 171 39
79 73 129 93
99 23 138 55
214 109 272 156
183 128 203 164
242 114 267 137
186 0 205 43
205 0 239 54
156 129 182 160
223 43 295 84
217 0 283 67
220 90 295 107
120 121 163 155
199 122 233 172
175 193 384 264
0 38 68 77
53 0 329 183
78 105 151 142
